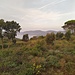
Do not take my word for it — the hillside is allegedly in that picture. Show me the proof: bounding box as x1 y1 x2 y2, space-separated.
0 34 75 75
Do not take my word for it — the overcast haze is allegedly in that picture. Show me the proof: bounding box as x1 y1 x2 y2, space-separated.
0 0 75 31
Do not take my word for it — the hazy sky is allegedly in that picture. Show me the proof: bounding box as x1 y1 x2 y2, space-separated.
0 0 75 31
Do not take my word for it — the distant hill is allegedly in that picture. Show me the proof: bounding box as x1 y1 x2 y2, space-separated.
16 30 65 39
21 30 46 36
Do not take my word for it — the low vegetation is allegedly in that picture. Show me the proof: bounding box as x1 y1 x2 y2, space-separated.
0 19 75 75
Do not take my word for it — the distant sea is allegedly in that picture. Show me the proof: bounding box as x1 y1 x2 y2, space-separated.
16 34 35 39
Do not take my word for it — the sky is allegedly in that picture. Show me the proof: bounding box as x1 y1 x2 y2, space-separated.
0 0 75 31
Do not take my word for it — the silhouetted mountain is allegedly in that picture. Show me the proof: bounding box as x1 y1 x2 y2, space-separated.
46 30 58 34
22 30 46 36
17 30 65 39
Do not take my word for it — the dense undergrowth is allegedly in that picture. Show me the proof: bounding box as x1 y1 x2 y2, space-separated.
0 35 75 75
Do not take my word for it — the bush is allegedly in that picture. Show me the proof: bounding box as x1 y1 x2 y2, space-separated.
56 32 64 40
22 34 29 42
0 44 2 49
45 33 55 45
1 72 11 75
38 36 44 39
65 62 75 72
3 44 8 48
54 44 61 49
70 35 75 41
12 39 16 44
65 30 71 41
30 36 38 40
36 40 47 51
0 50 12 57
25 68 34 75
46 55 60 68
30 48 42 57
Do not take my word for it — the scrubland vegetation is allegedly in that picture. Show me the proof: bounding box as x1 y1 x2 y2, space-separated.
0 19 75 75
0 33 75 75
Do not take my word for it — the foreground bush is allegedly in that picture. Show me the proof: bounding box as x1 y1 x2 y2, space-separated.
56 32 64 40
45 33 55 45
65 30 71 41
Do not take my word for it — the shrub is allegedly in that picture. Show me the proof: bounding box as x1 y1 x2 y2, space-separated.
22 34 29 42
0 44 2 49
45 33 55 45
70 35 75 41
38 36 44 39
65 30 71 41
65 62 75 72
26 68 34 75
30 48 42 56
36 40 47 51
0 50 12 57
3 44 8 48
12 39 16 44
30 36 38 40
1 72 11 75
46 55 60 68
56 32 64 40
54 44 61 49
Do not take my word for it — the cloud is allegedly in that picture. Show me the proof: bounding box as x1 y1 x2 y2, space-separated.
18 8 61 31
38 0 67 9
21 9 60 21
0 0 75 31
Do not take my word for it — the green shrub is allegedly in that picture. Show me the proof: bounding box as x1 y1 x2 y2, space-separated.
22 34 29 42
56 53 63 59
65 30 71 41
30 36 38 40
56 32 64 40
46 55 60 68
1 72 11 75
45 33 55 45
54 44 60 49
3 44 8 48
0 50 11 57
36 40 47 51
30 48 42 56
38 36 44 39
63 49 75 55
70 35 75 41
0 44 2 49
65 62 75 72
12 39 16 44
26 68 34 75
